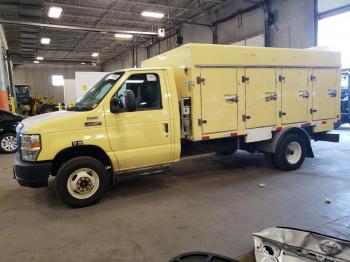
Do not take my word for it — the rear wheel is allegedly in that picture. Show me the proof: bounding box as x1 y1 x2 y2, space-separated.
55 156 110 207
0 133 18 153
274 133 306 171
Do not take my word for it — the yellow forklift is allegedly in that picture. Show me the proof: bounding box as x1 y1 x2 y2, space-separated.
9 84 58 115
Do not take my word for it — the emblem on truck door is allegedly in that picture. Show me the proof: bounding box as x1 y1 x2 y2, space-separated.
84 121 102 127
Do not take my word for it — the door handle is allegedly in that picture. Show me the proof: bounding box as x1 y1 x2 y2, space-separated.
265 94 277 102
163 123 169 133
299 91 310 98
328 89 337 98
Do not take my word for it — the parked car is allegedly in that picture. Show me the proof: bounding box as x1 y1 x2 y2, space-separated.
0 110 23 153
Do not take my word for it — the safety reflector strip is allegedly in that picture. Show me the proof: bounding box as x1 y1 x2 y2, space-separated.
202 136 210 141
230 132 238 137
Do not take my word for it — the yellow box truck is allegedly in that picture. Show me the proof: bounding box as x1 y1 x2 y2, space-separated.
14 44 341 207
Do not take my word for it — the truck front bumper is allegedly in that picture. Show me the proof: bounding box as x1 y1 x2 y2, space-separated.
14 153 52 188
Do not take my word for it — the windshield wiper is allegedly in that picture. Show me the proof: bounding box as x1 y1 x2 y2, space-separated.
67 104 93 111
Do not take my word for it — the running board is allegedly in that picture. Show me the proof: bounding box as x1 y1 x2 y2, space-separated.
113 166 169 183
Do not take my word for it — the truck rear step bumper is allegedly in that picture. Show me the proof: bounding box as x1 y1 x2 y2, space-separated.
313 132 340 143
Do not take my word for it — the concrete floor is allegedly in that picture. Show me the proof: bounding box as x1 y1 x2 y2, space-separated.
1 128 350 262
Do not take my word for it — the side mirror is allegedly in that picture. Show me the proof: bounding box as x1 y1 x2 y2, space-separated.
124 90 136 112
110 97 120 113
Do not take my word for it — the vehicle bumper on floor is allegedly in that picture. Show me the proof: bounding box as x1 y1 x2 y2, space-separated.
14 153 52 188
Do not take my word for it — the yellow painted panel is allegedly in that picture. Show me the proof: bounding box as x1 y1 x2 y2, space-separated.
281 69 309 124
245 68 276 128
312 69 337 120
200 68 238 134
104 70 173 170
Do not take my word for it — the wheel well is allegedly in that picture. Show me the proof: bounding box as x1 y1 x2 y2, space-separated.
51 145 113 176
256 127 314 158
278 127 314 158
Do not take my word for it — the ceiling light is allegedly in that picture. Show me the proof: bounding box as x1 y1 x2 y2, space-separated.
34 60 40 64
141 11 164 18
48 6 62 18
81 62 86 65
91 52 99 57
114 33 133 39
40 37 51 44
36 56 43 60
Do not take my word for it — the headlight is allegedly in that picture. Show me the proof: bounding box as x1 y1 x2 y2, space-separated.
20 134 41 161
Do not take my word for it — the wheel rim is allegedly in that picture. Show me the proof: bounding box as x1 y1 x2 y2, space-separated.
1 135 17 152
67 168 100 199
285 142 302 164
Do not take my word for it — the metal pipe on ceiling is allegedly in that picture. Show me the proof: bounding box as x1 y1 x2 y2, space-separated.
0 19 160 37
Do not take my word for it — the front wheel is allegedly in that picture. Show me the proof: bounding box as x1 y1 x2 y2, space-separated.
55 156 110 207
273 133 306 171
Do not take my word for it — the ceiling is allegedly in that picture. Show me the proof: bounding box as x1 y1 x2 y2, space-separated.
0 0 230 65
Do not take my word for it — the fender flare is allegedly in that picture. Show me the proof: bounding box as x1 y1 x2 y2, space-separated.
258 127 314 158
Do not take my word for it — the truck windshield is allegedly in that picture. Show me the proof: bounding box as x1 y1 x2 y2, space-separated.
68 72 124 111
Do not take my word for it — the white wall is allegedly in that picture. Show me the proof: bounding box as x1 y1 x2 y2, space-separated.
13 64 101 103
217 6 265 44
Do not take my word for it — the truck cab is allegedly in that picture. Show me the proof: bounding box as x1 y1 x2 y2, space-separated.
14 68 181 207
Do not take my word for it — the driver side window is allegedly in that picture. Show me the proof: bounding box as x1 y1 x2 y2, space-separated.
116 73 162 112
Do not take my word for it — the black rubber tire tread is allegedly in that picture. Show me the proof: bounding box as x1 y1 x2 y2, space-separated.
274 133 306 171
0 133 17 153
55 156 109 208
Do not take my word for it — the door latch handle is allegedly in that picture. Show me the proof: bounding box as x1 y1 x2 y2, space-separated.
279 111 287 117
327 89 337 97
225 95 239 103
242 76 249 83
163 123 169 133
299 91 310 98
198 119 207 126
279 75 286 82
265 94 278 102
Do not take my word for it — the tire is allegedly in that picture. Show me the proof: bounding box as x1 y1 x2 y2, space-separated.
0 133 18 153
55 156 110 207
274 133 306 171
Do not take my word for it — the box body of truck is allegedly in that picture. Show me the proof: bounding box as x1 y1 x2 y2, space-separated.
142 44 340 144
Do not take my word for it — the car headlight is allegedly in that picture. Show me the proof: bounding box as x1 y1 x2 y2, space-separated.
20 134 41 162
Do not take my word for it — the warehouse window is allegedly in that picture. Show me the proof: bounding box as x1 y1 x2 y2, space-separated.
52 75 64 86
116 73 162 111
